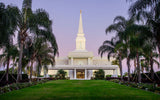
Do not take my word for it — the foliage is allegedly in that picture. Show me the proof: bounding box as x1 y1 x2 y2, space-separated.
123 72 128 77
0 74 28 87
94 69 105 80
55 69 67 79
109 79 120 83
0 79 49 94
110 79 160 94
106 75 112 78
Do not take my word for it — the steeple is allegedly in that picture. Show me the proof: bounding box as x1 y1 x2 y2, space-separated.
76 10 86 50
78 10 83 34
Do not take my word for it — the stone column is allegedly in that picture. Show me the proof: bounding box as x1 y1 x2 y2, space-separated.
68 70 70 77
115 68 118 77
69 70 73 79
74 68 76 79
90 70 93 79
88 58 90 65
85 69 87 79
113 69 118 77
71 57 73 65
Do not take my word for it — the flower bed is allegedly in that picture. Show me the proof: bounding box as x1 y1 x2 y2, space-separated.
108 79 160 94
0 79 49 95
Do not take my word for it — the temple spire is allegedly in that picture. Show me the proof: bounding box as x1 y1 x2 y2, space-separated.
76 10 86 50
78 10 83 34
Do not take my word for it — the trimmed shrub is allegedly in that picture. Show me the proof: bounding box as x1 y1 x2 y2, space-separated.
106 75 112 78
94 69 105 80
109 79 120 83
55 69 67 79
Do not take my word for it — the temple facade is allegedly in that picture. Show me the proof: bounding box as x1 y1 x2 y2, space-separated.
42 11 120 79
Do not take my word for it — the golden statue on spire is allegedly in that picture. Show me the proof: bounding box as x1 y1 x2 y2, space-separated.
80 10 82 14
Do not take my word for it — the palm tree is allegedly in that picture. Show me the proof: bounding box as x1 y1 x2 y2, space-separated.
129 0 160 17
142 39 160 80
0 3 18 46
98 39 124 80
129 0 160 58
125 24 152 83
16 0 58 82
35 41 55 77
0 3 19 83
105 16 135 82
0 43 18 82
26 37 55 81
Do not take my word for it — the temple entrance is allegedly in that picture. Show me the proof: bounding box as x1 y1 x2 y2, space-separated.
76 69 85 79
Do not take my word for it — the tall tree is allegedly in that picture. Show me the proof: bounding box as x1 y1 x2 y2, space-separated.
0 43 18 82
125 24 152 83
0 3 19 82
98 39 124 80
129 0 160 58
142 39 160 80
105 16 135 82
25 37 55 81
16 0 58 82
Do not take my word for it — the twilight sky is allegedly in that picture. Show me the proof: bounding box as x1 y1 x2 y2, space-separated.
3 0 159 73
2 0 131 57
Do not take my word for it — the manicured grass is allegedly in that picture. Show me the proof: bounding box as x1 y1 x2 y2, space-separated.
0 80 160 100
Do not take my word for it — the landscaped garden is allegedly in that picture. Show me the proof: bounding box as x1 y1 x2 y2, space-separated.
0 80 160 100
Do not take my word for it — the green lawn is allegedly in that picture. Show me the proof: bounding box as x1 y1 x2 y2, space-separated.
0 80 160 100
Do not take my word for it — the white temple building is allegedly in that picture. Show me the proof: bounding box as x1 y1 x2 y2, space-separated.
42 10 120 79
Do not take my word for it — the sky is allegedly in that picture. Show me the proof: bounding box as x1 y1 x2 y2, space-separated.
2 0 131 56
1 0 159 73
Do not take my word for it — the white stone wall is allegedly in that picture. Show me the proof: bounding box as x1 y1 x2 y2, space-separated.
92 57 113 65
44 56 120 77
73 58 88 65
104 70 114 75
55 57 68 65
48 70 57 75
54 57 115 66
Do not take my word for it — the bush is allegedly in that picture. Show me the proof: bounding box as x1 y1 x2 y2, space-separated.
38 75 44 77
0 79 50 95
106 75 112 78
9 83 19 90
66 77 70 80
0 74 29 87
129 83 138 88
94 69 105 80
49 75 53 78
55 69 67 79
91 77 94 80
109 79 120 83
1 85 11 94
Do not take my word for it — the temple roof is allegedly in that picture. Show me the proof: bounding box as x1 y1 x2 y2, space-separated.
68 50 93 58
49 65 119 70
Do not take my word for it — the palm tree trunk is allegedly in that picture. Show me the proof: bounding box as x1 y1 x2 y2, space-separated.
127 57 130 82
136 52 141 83
150 54 154 80
37 58 42 77
30 60 33 82
17 41 24 82
134 58 136 72
38 62 42 77
118 54 123 81
12 65 14 74
158 47 160 67
12 60 15 74
6 57 10 83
